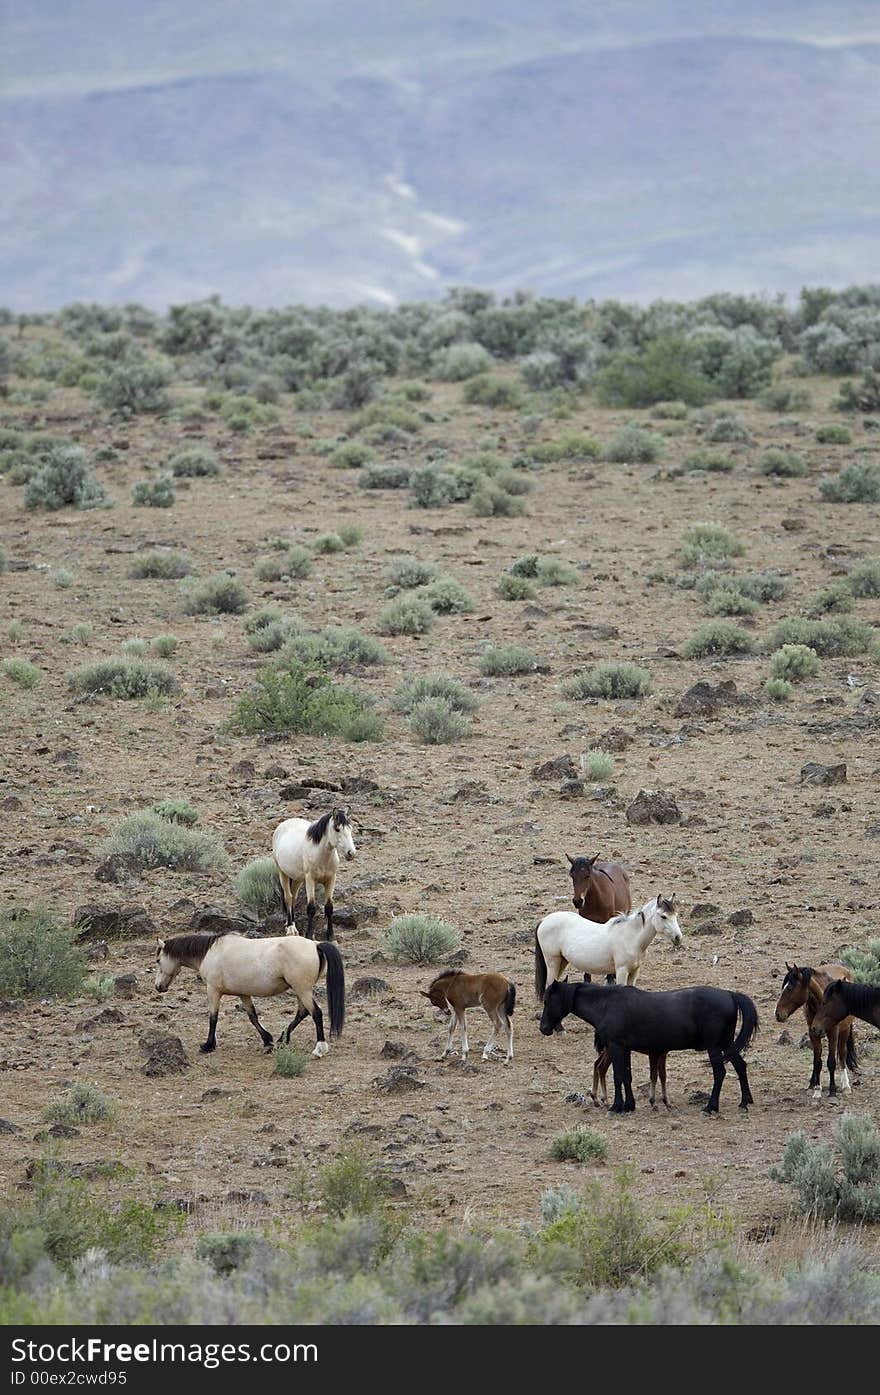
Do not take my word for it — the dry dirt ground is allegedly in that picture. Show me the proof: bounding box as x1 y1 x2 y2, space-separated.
1 351 879 1263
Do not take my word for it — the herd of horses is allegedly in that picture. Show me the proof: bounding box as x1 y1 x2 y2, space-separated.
153 807 880 1116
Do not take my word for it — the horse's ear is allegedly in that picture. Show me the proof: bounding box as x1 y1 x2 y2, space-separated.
156 936 165 949
418 990 431 998
589 853 599 866
565 852 574 866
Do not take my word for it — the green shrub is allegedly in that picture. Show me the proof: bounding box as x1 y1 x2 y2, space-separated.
384 914 461 964
563 664 652 700
389 557 439 589
130 550 191 579
819 461 880 503
765 678 793 701
525 433 601 463
330 442 375 469
462 376 524 409
550 1127 608 1164
196 1233 263 1276
378 595 435 636
706 413 751 443
535 557 578 587
320 1147 390 1218
816 424 852 444
652 400 689 420
479 644 541 677
508 553 540 577
280 626 387 670
45 1084 116 1126
835 370 880 413
24 446 110 511
704 587 758 617
770 644 820 682
408 696 471 744
758 384 811 412
84 973 115 1001
168 446 219 477
68 622 93 644
95 359 172 414
840 938 880 987
770 1114 880 1222
152 798 198 826
805 583 854 617
354 401 421 435
181 571 248 614
601 425 664 463
421 577 474 614
234 858 280 917
734 570 788 603
496 573 536 601
358 464 411 491
53 568 74 589
229 662 382 742
0 906 87 999
274 1042 310 1078
337 524 363 548
581 750 614 781
120 637 146 656
432 342 493 381
152 634 179 657
254 546 312 581
769 617 875 657
312 532 345 555
684 449 735 473
756 449 807 478
849 558 880 598
595 336 713 408
102 811 229 872
409 467 466 509
679 525 745 567
68 658 178 699
471 481 526 517
683 622 755 658
2 657 40 689
391 674 479 715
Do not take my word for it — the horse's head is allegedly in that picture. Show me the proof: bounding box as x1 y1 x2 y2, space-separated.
652 893 683 946
811 979 847 1039
566 852 598 910
154 938 181 993
539 980 569 1036
775 963 811 1021
329 807 356 861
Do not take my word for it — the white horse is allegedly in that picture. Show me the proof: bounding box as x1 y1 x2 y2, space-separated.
534 895 683 1001
272 807 356 939
154 930 345 1057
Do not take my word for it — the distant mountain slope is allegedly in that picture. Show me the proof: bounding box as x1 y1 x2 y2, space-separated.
2 28 879 308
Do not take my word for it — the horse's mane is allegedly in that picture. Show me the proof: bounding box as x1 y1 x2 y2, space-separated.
162 931 228 961
839 980 880 1011
427 969 461 991
307 809 347 843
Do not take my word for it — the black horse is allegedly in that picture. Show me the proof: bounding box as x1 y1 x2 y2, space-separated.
540 980 758 1114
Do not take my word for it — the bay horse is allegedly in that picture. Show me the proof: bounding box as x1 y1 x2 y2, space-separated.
272 807 356 939
154 931 345 1057
534 895 683 1001
812 979 880 1038
421 969 516 1062
774 963 857 1097
539 980 758 1114
566 853 631 919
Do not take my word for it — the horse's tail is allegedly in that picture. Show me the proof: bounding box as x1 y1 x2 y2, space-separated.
534 926 547 1002
317 941 345 1039
726 992 759 1058
505 981 516 1019
846 1029 858 1070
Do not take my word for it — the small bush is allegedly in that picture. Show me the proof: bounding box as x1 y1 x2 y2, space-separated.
562 664 652 700
683 622 755 658
389 557 439 589
384 914 461 964
0 906 87 998
168 446 219 477
805 583 853 617
432 342 493 381
359 464 411 491
181 571 248 615
120 638 146 656
377 595 435 636
408 696 471 744
96 359 172 414
2 657 40 689
840 938 880 987
330 441 375 469
601 425 664 463
550 1127 608 1164
102 811 229 872
679 524 746 567
849 558 880 598
706 414 751 443
819 461 880 503
525 433 601 463
274 1042 310 1078
337 524 363 548
471 481 526 517
196 1233 263 1276
535 557 578 587
68 658 178 699
704 587 758 617
152 634 179 657
53 568 74 589
770 1114 880 1222
152 798 198 826
479 645 541 677
320 1147 390 1218
769 617 875 657
652 400 689 420
835 370 880 413
581 750 614 781
756 449 807 478
758 384 811 412
130 550 191 579
391 674 479 715
84 973 115 1001
765 678 793 701
24 446 110 511
254 546 312 582
45 1084 116 1126
421 577 474 614
409 467 466 509
496 573 536 601
770 644 820 682
234 858 280 917
735 570 788 603
312 532 345 555
69 622 93 644
462 376 524 409
816 424 852 444
684 449 734 473
229 662 382 742
280 626 387 670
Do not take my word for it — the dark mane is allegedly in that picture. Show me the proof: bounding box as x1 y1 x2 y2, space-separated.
307 812 332 843
839 981 880 1012
161 931 227 962
428 969 461 991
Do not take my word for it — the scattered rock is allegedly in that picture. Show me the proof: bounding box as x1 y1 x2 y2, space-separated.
380 1041 412 1060
727 909 754 928
73 904 156 941
278 784 311 801
691 920 722 936
342 775 380 794
94 852 141 884
385 1176 409 1198
201 1087 235 1101
596 727 631 752
139 1032 189 1077
777 1030 792 1045
86 940 109 961
559 778 586 799
564 1091 592 1107
80 1008 125 1030
0 1119 19 1134
25 1159 121 1182
0 796 23 811
800 762 847 786
226 1189 269 1206
625 789 682 825
263 764 289 779
691 902 720 918
351 976 391 1000
373 1066 426 1093
113 974 138 999
674 679 738 718
331 907 359 931
231 760 255 778
188 907 252 935
532 755 577 781
42 1123 81 1139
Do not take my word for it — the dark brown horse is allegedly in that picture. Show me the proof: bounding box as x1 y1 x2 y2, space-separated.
813 979 880 1038
566 853 631 919
774 963 857 1097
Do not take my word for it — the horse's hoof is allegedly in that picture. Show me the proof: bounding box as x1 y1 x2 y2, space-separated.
199 1043 216 1054
312 1042 330 1059
702 1106 718 1115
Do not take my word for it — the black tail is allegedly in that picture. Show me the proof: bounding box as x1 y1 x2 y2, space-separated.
534 927 547 1002
726 992 759 1058
317 941 346 1038
505 981 516 1018
846 1029 858 1070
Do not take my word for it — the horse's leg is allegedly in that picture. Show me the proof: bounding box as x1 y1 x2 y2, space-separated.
304 873 317 940
728 1051 753 1109
239 995 274 1053
278 869 295 929
296 989 328 1058
658 1054 670 1108
200 985 222 1053
460 1009 469 1061
808 1031 823 1096
439 1007 457 1059
826 1026 838 1097
280 1003 309 1045
839 1028 852 1092
649 1055 658 1109
591 1048 609 1106
504 1008 513 1062
609 1044 634 1113
481 1005 498 1062
704 1049 725 1113
322 869 337 941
